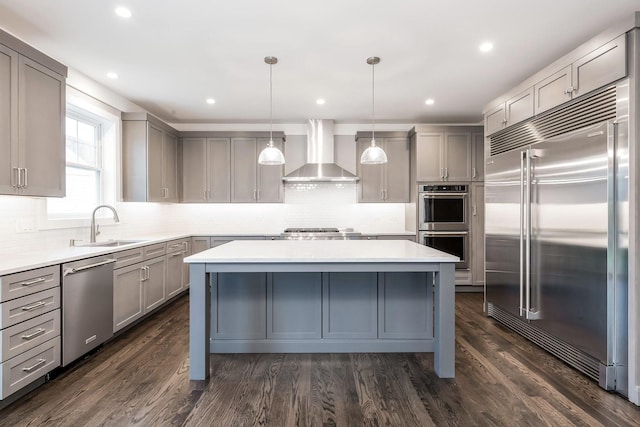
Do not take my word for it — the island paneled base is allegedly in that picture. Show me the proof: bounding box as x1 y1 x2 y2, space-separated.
189 261 455 380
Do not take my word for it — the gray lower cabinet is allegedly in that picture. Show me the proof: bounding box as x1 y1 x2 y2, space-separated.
378 272 432 339
182 138 230 202
191 236 211 255
212 273 266 340
113 262 144 332
166 240 186 299
144 256 166 313
231 137 283 203
122 113 179 203
267 272 321 339
0 39 66 198
322 273 377 339
471 183 485 287
356 135 410 202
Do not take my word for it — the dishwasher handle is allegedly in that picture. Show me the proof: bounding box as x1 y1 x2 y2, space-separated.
63 259 116 276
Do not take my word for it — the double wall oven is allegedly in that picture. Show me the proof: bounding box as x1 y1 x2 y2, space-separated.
418 184 469 270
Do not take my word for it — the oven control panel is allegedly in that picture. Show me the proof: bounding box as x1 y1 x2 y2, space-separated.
419 184 468 193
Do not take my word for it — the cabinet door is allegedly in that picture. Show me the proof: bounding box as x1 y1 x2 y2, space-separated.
573 34 626 98
0 45 17 195
484 103 506 136
181 138 207 202
322 272 377 339
147 124 164 202
18 56 65 197
378 272 432 339
506 87 534 127
163 132 178 202
113 263 144 332
471 183 485 286
207 138 231 202
181 240 190 289
231 138 257 202
415 133 443 181
443 132 471 181
383 137 410 202
357 137 384 202
471 132 485 181
165 251 183 299
144 256 166 312
534 65 572 115
267 272 321 339
212 272 266 340
256 138 283 202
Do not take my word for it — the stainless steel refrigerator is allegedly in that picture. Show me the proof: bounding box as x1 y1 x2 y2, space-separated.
485 113 628 395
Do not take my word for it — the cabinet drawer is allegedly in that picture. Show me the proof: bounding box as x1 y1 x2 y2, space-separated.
1 310 60 362
113 247 144 269
144 243 166 260
0 288 60 329
166 240 184 254
0 336 60 399
1 265 59 303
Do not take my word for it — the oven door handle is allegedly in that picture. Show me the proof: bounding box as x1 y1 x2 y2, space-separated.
421 192 468 197
421 231 469 236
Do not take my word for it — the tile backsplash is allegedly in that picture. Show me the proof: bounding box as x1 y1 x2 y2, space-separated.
0 183 407 255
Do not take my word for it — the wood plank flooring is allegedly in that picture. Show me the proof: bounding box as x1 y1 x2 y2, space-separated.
1 293 638 426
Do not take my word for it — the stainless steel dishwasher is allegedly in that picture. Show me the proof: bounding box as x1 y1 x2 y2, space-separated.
61 256 116 366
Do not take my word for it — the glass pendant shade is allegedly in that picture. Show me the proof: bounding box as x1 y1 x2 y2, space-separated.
258 141 285 165
360 139 388 164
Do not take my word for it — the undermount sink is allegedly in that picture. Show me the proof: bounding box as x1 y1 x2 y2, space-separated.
82 239 147 247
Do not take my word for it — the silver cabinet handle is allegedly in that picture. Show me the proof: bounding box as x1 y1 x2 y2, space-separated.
22 328 46 340
257 189 260 200
20 277 46 287
12 167 19 188
140 266 146 282
472 205 477 216
22 358 46 372
22 301 46 311
440 168 444 179
64 259 116 276
204 189 208 200
253 189 257 200
444 168 448 178
171 252 182 257
23 168 28 187
182 241 188 253
384 189 388 200
472 167 477 178
564 86 576 95
146 266 150 280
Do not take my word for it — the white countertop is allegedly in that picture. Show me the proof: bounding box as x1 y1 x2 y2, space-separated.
184 240 458 264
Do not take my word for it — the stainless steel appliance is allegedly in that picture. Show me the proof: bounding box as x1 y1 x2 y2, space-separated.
418 230 469 270
485 84 628 395
418 184 468 231
281 227 361 240
61 256 116 366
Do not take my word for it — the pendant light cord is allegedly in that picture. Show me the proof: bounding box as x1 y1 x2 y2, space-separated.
371 60 375 144
269 62 273 146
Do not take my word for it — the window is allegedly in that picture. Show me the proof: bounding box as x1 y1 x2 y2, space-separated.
46 103 117 220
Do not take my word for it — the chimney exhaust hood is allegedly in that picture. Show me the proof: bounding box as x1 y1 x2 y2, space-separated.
282 119 359 183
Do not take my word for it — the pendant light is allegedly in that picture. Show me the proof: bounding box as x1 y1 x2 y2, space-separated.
360 56 388 164
258 56 285 165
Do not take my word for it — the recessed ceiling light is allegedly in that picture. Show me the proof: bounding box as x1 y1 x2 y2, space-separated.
425 98 435 106
479 42 494 53
206 98 216 105
316 99 325 105
115 7 132 18
106 72 118 79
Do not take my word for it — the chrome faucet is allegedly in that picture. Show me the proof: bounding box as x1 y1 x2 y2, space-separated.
90 205 120 243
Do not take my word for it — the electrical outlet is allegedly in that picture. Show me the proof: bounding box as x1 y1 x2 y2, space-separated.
16 218 36 233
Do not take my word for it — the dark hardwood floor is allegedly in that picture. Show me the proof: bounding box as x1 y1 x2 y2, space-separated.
1 293 638 426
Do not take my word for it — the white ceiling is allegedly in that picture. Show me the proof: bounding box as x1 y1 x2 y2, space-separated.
0 0 639 124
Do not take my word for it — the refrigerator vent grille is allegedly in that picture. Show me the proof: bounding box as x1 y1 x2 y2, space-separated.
489 85 617 156
487 303 600 381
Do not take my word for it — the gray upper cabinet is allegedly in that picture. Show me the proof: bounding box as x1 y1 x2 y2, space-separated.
231 137 283 203
356 135 410 203
485 87 534 136
414 132 443 181
122 113 179 203
534 34 626 115
443 132 472 181
182 137 230 203
0 35 66 198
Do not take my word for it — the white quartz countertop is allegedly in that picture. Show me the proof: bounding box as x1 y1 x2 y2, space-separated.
184 240 458 264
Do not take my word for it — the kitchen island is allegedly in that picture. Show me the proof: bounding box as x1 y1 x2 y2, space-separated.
184 240 458 380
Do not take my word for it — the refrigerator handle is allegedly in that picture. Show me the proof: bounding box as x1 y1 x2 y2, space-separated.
525 150 532 319
519 151 526 317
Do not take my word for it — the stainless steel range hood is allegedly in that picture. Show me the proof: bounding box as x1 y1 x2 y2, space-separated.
283 119 359 182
